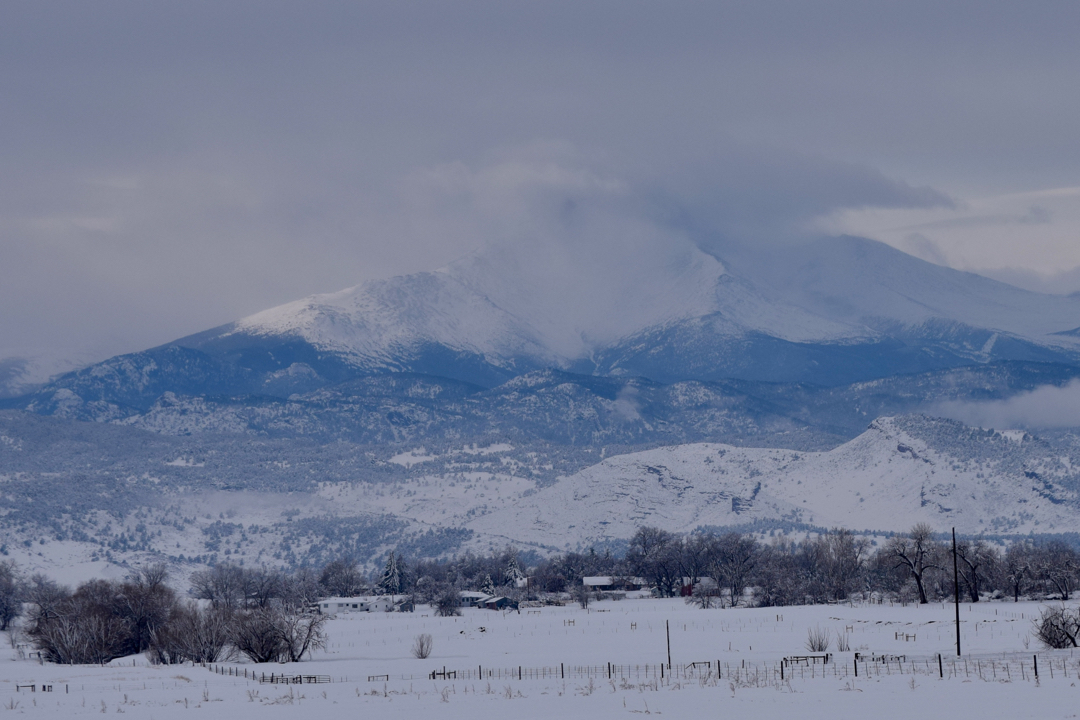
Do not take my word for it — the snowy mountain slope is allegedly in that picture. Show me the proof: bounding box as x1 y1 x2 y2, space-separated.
0 353 92 399
231 270 561 371
230 234 1080 375
14 362 1080 452
235 234 1080 378
3 406 1080 575
468 415 1080 548
18 234 1080 417
727 236 1080 345
594 237 1080 384
187 239 862 385
445 242 860 355
594 315 1076 386
18 345 255 418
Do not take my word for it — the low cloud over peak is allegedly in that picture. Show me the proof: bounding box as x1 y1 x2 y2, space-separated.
933 380 1080 430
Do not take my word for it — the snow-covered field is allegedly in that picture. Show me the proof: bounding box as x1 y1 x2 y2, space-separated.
3 598 1079 718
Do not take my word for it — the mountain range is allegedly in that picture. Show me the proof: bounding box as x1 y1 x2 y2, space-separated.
8 235 1080 417
3 234 1080 577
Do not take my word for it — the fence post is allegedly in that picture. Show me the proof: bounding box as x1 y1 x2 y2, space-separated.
666 620 671 669
938 654 943 678
1034 655 1039 678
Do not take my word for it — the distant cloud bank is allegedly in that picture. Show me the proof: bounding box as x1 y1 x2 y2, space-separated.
933 380 1080 429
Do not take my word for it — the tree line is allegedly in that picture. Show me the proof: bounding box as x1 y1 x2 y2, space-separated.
600 524 1080 607
393 525 1080 608
2 524 1079 664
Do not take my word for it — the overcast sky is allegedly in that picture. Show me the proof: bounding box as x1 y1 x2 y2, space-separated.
3 0 1080 367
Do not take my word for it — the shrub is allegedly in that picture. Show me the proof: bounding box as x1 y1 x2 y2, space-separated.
805 626 830 652
231 607 327 663
412 633 433 659
1034 606 1080 649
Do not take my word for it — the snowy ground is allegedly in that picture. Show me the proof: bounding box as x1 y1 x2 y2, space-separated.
3 598 1079 718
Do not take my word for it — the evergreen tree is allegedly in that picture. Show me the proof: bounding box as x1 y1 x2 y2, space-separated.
481 574 495 595
378 551 401 597
504 555 524 587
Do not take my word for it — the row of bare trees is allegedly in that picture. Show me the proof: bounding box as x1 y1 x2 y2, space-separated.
884 523 1080 605
1 555 406 666
338 527 1080 609
2 563 326 665
529 525 1080 607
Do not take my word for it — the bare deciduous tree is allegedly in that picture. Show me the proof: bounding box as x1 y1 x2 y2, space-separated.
887 524 940 604
0 560 20 631
278 610 328 662
190 564 246 610
627 527 683 597
231 607 327 663
434 586 461 617
279 566 321 610
29 594 129 665
708 533 758 607
24 574 69 623
955 539 995 602
573 582 590 609
1004 542 1033 602
148 603 234 665
319 557 367 598
116 568 177 655
1034 542 1079 600
242 568 283 609
231 609 284 663
131 563 170 591
818 529 869 602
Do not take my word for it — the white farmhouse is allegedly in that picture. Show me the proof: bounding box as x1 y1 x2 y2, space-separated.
458 591 492 608
317 596 392 615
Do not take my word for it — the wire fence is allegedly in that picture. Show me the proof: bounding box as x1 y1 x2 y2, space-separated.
202 653 1080 686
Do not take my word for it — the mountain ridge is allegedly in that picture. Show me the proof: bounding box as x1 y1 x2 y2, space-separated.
3 407 1079 577
8 235 1080 416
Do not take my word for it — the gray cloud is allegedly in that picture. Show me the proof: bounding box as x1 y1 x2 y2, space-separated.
902 234 950 267
646 145 952 249
978 266 1080 296
2 0 1079 364
894 205 1054 233
934 381 1080 430
613 385 643 423
1019 206 1054 225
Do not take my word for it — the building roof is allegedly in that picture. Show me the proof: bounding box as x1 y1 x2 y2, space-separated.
582 576 649 586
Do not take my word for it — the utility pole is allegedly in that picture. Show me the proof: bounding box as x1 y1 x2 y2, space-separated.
953 527 961 656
